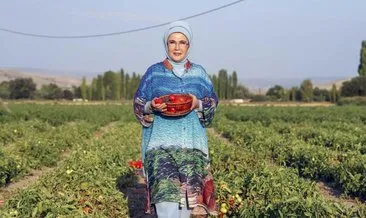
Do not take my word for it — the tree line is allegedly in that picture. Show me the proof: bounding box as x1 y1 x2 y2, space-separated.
79 69 141 101
0 69 249 101
1 40 365 102
260 80 339 102
0 69 141 101
0 78 75 100
262 40 366 102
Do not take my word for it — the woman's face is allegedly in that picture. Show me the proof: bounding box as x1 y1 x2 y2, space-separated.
167 32 189 62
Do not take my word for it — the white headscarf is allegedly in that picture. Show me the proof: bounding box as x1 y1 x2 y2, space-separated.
163 20 193 63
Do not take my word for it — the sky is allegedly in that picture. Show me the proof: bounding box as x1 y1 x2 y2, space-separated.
1 0 366 82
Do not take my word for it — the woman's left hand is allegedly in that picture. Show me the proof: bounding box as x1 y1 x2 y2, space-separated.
189 93 199 110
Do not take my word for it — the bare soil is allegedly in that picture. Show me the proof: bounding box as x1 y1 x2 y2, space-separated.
0 167 53 202
117 170 157 218
316 181 361 208
93 121 118 139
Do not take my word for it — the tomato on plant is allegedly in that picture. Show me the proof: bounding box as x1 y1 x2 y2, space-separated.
228 198 235 206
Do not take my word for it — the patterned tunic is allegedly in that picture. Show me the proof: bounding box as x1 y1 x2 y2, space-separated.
133 59 218 216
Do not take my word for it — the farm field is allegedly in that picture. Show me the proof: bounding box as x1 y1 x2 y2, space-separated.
0 103 365 217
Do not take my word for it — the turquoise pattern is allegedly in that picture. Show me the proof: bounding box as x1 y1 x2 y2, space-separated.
133 59 219 215
133 60 218 161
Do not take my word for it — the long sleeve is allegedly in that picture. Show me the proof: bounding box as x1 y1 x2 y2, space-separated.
133 68 154 127
197 71 219 127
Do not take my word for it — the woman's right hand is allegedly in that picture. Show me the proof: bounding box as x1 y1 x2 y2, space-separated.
151 98 167 113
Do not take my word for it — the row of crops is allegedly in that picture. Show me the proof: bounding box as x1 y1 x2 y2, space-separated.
212 106 366 216
210 132 365 217
0 103 366 217
0 104 134 188
1 121 139 217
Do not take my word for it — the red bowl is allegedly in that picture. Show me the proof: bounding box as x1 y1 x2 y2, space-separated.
155 94 192 116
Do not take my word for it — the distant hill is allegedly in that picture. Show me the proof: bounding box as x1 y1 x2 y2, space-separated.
312 78 351 90
0 68 86 89
241 77 351 94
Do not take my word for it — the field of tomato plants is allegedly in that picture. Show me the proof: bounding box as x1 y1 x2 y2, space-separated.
0 103 365 217
212 106 366 217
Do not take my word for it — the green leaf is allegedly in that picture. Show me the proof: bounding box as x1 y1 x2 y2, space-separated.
32 207 38 218
284 196 299 203
304 212 312 217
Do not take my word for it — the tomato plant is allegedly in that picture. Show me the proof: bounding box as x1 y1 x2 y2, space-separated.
1 104 366 217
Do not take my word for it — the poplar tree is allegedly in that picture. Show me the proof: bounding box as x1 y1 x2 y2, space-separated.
112 72 121 100
358 40 366 76
125 73 130 99
218 69 228 99
96 75 105 100
103 71 115 99
300 79 313 102
227 75 233 99
81 77 87 100
331 84 337 103
120 68 125 99
91 79 97 100
232 71 238 98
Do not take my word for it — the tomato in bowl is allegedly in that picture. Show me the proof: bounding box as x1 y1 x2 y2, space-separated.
155 94 192 116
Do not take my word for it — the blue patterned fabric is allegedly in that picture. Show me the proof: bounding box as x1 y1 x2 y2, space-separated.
133 60 218 162
133 59 219 215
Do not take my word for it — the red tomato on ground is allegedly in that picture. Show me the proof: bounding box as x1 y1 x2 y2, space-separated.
128 160 143 169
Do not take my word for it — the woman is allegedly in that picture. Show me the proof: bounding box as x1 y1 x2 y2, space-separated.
133 20 218 218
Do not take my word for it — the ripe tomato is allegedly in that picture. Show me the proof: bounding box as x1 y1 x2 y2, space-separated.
167 107 176 113
168 94 177 102
178 96 185 103
228 198 235 206
135 160 143 169
154 98 163 104
128 160 143 169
